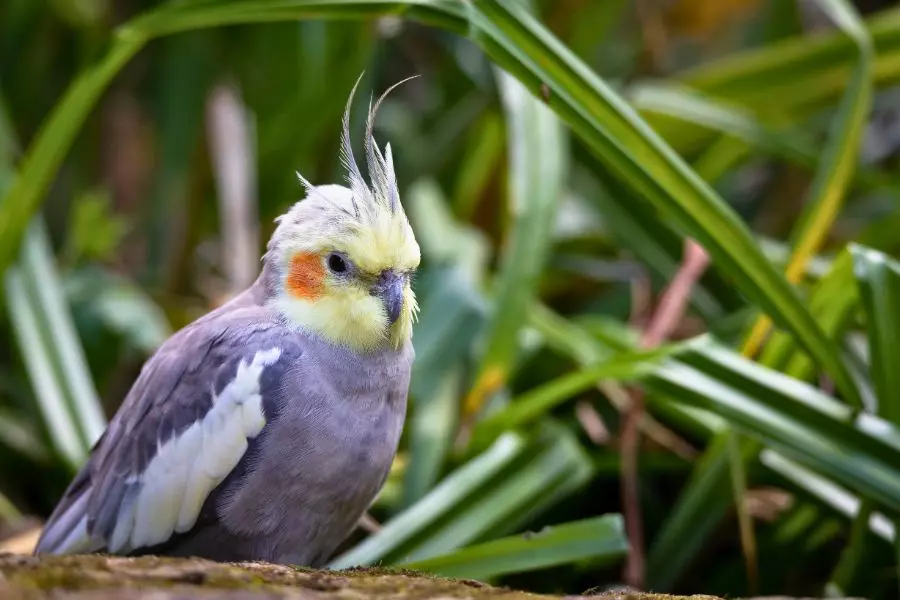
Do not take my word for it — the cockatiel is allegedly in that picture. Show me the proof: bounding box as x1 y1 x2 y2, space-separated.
33 75 420 566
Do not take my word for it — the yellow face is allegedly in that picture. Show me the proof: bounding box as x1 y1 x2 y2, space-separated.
274 213 420 353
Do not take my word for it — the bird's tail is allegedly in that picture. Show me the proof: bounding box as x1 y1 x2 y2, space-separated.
33 473 102 555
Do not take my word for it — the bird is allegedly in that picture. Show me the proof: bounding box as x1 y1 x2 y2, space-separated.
32 74 420 567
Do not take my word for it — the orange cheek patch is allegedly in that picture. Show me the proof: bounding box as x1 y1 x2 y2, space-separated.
286 252 325 300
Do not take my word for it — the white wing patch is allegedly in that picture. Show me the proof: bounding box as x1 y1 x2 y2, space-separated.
109 347 282 553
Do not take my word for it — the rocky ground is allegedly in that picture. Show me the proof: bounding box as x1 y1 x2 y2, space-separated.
0 553 858 600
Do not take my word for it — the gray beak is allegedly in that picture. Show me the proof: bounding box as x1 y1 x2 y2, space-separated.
372 270 405 325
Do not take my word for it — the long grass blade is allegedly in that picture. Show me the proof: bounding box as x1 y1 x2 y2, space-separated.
728 3 873 586
19 221 106 447
759 250 858 379
726 429 757 593
464 67 566 418
760 450 894 543
332 425 593 568
677 7 900 112
400 424 593 563
650 347 900 513
826 500 873 597
0 38 143 274
470 340 696 448
741 0 872 362
630 82 889 193
329 433 526 568
398 515 628 580
3 269 84 468
851 244 900 424
582 165 738 321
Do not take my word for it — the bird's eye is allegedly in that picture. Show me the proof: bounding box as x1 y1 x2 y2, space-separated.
327 253 348 274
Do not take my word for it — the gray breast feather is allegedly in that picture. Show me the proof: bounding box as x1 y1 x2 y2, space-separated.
196 337 412 565
34 306 303 556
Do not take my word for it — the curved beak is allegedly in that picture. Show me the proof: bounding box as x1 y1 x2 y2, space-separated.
372 270 406 325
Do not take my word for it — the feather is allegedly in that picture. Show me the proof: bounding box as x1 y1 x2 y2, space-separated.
295 171 314 194
364 74 419 214
383 143 398 213
365 94 389 206
340 72 368 218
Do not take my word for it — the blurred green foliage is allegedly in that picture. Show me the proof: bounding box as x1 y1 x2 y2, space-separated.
4 0 900 598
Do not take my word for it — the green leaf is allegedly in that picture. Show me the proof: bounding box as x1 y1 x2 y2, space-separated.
407 178 490 284
827 501 873 596
398 515 628 580
402 263 486 507
0 37 143 275
760 450 894 543
652 344 900 513
471 340 696 448
4 221 107 466
0 97 106 465
63 190 130 265
528 303 722 434
647 432 756 591
466 66 567 417
524 306 730 591
466 0 858 404
122 0 468 39
730 3 873 580
399 423 593 563
18 222 107 447
741 0 872 363
785 0 872 271
330 433 526 569
630 82 889 193
5 265 85 468
690 134 750 185
760 249 857 380
331 424 593 568
65 268 172 355
676 6 900 112
851 244 900 424
581 159 741 321
0 406 50 463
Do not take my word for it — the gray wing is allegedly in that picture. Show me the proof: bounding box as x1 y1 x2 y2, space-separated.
34 303 302 556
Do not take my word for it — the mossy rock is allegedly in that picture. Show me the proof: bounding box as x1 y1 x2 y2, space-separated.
0 553 839 600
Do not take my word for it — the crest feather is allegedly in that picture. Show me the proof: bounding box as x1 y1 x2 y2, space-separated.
337 73 419 216
295 171 314 193
341 73 369 218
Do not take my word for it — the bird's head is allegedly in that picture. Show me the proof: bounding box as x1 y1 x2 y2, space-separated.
264 76 420 353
